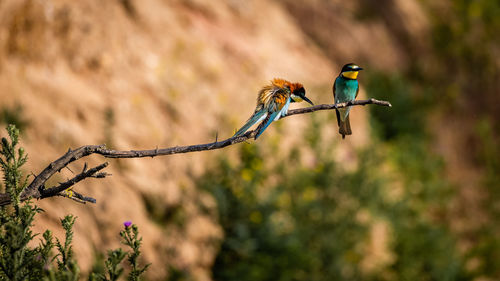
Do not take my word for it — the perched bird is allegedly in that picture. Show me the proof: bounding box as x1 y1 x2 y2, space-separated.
234 78 314 139
333 63 363 139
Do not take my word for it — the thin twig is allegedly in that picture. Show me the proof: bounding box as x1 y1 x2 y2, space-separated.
72 190 97 204
65 166 74 174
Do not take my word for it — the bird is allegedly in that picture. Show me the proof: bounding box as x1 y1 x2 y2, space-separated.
233 78 314 140
333 63 363 139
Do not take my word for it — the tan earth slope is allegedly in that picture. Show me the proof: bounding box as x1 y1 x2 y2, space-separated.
0 0 427 280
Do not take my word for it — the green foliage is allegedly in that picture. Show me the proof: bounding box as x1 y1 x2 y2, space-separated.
197 116 465 281
90 223 149 281
470 119 500 277
52 215 80 280
0 124 29 203
141 193 186 227
0 125 42 281
365 72 427 141
0 104 30 134
429 0 500 84
103 249 127 281
121 224 150 281
0 125 81 280
423 1 500 278
0 125 149 281
166 266 191 281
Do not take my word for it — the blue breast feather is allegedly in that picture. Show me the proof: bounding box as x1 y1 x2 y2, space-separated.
334 77 358 104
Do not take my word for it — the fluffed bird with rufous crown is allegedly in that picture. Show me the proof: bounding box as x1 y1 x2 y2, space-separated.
333 63 363 139
233 78 314 140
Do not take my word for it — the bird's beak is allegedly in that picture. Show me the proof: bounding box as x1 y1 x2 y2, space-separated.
355 67 363 71
301 95 314 106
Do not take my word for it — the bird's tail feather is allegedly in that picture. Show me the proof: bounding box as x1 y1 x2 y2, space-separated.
254 111 279 139
338 115 352 139
335 109 341 127
233 111 266 137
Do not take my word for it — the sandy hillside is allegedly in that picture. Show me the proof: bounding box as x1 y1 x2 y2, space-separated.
0 0 429 279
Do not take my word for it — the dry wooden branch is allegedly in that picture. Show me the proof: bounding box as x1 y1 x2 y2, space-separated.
40 162 110 200
0 98 391 206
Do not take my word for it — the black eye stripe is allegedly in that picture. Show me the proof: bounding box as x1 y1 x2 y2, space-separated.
293 88 305 96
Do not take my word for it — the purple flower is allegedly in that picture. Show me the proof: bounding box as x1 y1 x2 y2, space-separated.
123 221 132 228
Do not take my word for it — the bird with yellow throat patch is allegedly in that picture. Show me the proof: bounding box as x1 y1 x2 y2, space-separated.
233 78 314 140
333 63 363 139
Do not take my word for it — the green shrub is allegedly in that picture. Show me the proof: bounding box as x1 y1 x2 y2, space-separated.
0 125 149 281
197 116 465 281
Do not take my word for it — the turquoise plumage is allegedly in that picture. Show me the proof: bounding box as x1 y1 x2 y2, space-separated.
233 110 267 137
333 63 363 139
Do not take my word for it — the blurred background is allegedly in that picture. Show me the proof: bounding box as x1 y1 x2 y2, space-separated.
0 0 499 280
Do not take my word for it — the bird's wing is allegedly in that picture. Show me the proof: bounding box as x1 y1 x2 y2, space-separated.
333 77 343 104
269 89 289 110
333 77 342 126
233 110 268 137
332 79 337 101
258 84 286 107
254 110 280 139
277 95 291 119
254 91 290 139
257 85 273 105
355 82 359 99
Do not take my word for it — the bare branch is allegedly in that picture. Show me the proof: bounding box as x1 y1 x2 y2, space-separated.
20 145 107 201
40 162 109 199
283 98 392 117
0 99 391 206
72 191 97 203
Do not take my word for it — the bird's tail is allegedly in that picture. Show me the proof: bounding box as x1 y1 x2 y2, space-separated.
233 111 266 137
336 110 352 139
254 111 279 140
